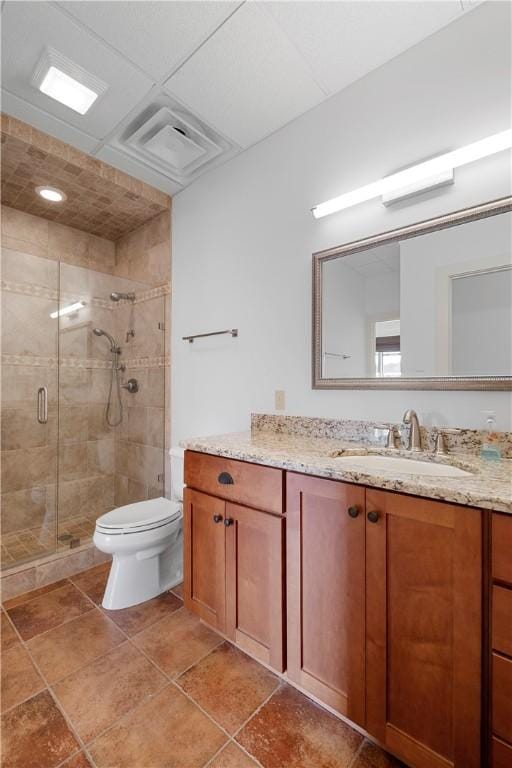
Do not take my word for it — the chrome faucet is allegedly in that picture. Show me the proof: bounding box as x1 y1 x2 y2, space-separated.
403 409 422 451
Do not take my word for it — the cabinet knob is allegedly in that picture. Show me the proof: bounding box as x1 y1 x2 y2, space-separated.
213 514 223 524
224 517 234 527
347 506 359 518
367 510 380 524
218 472 234 485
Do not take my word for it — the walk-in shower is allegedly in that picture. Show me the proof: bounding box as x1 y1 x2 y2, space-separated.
1 116 170 576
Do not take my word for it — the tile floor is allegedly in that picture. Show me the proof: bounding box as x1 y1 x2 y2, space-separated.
1 562 404 768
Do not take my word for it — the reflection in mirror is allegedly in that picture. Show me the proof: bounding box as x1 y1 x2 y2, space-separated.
320 209 511 382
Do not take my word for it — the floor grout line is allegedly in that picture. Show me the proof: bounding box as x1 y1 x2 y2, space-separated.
24 571 279 767
3 569 377 768
2 596 99 768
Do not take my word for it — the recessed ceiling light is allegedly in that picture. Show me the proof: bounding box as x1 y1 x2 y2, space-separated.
32 47 107 115
35 186 67 203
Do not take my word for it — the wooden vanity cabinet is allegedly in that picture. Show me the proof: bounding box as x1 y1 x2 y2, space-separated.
490 513 512 766
286 473 366 726
366 489 482 768
183 452 285 671
183 488 227 632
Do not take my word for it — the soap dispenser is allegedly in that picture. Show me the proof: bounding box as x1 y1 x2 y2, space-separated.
480 411 502 461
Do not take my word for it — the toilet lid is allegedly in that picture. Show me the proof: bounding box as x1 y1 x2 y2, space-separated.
96 497 181 531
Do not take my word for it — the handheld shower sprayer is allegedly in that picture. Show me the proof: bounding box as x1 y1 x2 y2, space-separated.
92 328 123 426
93 327 120 353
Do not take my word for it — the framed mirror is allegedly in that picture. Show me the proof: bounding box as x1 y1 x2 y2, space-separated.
312 197 512 390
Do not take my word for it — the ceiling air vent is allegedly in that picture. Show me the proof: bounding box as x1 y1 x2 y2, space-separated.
123 105 226 182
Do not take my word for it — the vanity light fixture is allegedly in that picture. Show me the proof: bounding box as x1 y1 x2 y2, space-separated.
50 301 86 319
35 186 67 203
32 48 107 115
312 129 512 219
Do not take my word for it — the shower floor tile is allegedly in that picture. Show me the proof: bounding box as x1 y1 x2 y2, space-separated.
1 565 405 768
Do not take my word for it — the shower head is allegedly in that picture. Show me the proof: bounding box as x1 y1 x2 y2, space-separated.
93 328 119 352
110 292 135 302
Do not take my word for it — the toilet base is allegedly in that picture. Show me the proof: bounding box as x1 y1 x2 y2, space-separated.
100 522 183 610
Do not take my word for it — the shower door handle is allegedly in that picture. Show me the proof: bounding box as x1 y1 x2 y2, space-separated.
37 387 48 424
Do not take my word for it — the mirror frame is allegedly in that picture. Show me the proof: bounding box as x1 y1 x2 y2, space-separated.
312 196 512 390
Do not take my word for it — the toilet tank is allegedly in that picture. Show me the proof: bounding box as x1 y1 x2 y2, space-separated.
169 447 185 502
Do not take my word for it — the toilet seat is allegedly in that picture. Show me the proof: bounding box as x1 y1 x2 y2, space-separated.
96 497 181 535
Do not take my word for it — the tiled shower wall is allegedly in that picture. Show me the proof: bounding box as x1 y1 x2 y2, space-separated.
1 205 171 571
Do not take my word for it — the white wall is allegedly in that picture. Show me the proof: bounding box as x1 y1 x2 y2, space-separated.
400 212 512 377
322 258 366 378
172 2 512 443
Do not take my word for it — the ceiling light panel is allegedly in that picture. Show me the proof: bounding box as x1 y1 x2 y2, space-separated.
32 48 107 114
0 1 152 138
59 0 241 81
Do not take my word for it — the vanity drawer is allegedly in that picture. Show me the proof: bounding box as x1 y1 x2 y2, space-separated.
492 653 512 743
184 451 284 515
492 513 512 584
492 737 512 768
493 586 512 657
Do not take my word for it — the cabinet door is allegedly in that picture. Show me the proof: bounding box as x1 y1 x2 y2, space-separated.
183 488 226 632
286 473 366 724
366 489 482 768
225 503 285 671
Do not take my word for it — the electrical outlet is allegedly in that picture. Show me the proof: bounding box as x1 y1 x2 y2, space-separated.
275 390 285 410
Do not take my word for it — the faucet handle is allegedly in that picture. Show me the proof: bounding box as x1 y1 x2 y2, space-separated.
376 424 399 449
434 430 447 454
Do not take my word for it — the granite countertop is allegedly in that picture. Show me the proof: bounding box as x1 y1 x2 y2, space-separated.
181 429 512 514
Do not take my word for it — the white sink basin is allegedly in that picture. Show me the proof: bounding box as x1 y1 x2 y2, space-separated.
332 454 473 478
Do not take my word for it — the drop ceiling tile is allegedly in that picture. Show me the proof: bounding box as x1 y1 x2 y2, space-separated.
264 1 462 94
164 2 326 147
59 0 242 81
1 1 153 140
96 145 183 196
0 89 99 155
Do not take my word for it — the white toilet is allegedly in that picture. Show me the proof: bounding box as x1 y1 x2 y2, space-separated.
93 447 184 610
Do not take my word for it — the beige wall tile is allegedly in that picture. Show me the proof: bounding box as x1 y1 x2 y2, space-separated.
87 439 115 476
48 221 89 267
2 367 58 407
1 488 51 535
1 293 58 357
0 234 49 258
82 475 115 516
145 210 170 249
87 404 114 440
1 206 48 246
59 443 88 482
59 368 91 405
1 406 57 450
88 234 116 273
60 406 89 444
146 407 165 449
1 247 58 288
58 480 84 521
35 548 94 587
2 446 57 493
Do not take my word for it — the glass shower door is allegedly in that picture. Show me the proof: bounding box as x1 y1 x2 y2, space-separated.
1 248 60 568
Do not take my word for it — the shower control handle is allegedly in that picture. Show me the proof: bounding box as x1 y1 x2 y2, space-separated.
121 378 139 394
37 387 48 424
